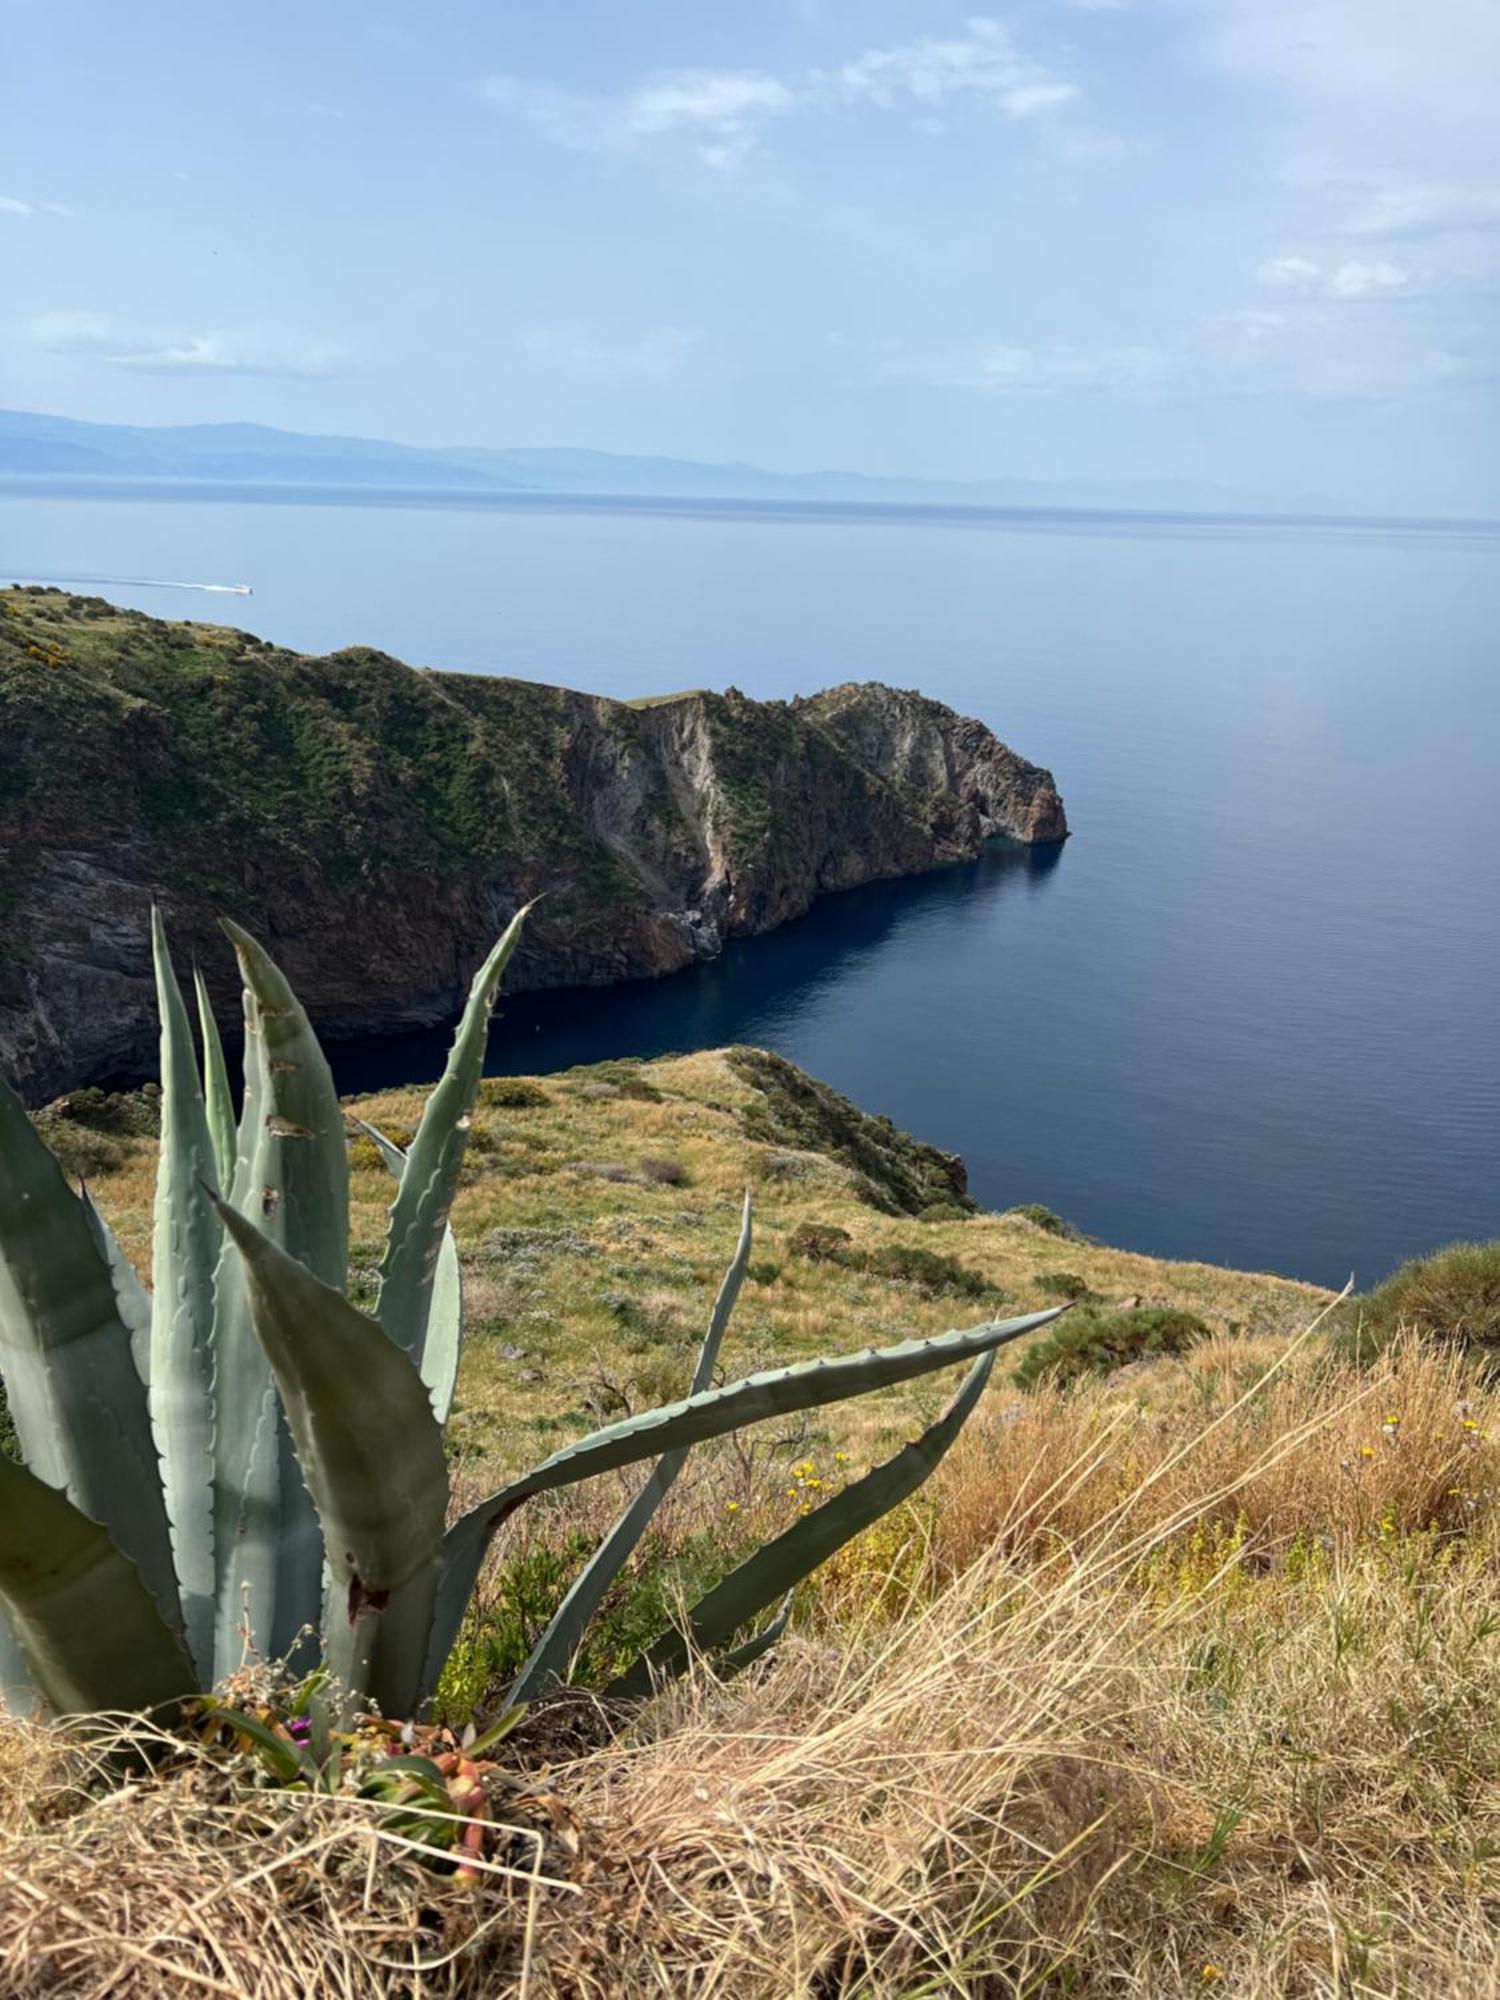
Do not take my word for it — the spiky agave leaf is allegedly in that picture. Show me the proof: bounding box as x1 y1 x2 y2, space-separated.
0 1450 194 1718
194 965 237 1193
211 1195 448 1721
0 1075 181 1641
351 1118 464 1423
208 947 279 1680
376 907 530 1365
422 1304 1063 1698
213 922 351 1670
149 909 219 1680
608 1347 999 1697
507 1192 754 1705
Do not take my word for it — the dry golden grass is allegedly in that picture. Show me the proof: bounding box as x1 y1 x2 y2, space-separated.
3 1334 1498 1996
79 1047 1326 1490
14 1054 1496 1994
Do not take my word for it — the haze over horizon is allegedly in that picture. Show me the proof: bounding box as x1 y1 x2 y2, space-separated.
4 2 1498 516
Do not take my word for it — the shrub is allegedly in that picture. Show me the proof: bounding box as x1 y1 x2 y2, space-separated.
1013 1306 1212 1391
860 1243 995 1300
1341 1241 1500 1366
918 1201 969 1223
33 1083 162 1179
789 1222 854 1263
747 1258 783 1286
1035 1271 1100 1302
479 1077 550 1109
1006 1202 1081 1240
639 1155 688 1186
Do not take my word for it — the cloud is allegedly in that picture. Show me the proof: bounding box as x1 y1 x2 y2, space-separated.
835 19 1076 119
1344 181 1500 240
889 341 1172 393
1 195 74 218
887 303 1471 402
27 311 352 378
482 68 791 171
517 323 702 379
1256 256 1420 299
482 24 1078 173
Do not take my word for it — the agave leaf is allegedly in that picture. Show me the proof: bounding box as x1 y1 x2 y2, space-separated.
376 907 530 1364
0 1610 37 1717
194 965 237 1192
610 1348 998 1698
0 1075 181 1639
423 1303 1063 1698
79 1184 151 1383
214 923 351 1668
149 910 219 1681
0 1450 195 1717
715 1593 794 1682
507 1192 753 1704
352 1118 463 1423
209 956 280 1678
211 1195 449 1721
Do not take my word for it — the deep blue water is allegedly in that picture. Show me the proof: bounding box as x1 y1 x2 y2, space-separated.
5 480 1499 1289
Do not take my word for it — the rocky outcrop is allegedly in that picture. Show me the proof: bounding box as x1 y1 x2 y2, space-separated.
0 590 1066 1101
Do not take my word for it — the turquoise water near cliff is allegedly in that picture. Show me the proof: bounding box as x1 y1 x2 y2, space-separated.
4 481 1499 1288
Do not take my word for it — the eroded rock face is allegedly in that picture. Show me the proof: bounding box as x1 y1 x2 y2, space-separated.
0 591 1066 1100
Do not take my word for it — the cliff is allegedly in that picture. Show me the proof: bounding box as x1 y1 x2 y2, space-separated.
0 588 1066 1101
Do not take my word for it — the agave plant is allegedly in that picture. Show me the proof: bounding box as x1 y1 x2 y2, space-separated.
0 908 1061 1725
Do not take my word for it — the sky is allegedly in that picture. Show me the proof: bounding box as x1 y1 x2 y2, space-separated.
2 0 1498 512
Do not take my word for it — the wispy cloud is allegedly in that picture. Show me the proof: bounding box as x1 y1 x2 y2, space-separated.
27 311 352 378
482 20 1079 173
482 68 791 172
517 323 702 379
1257 255 1422 300
888 341 1171 393
833 19 1076 120
887 304 1470 402
1 195 74 218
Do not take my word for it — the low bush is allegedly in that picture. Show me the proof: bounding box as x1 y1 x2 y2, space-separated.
788 1222 853 1263
918 1200 969 1223
1035 1270 1100 1302
787 1225 996 1299
1013 1306 1212 1390
639 1155 688 1186
479 1076 551 1109
1341 1240 1500 1367
1006 1202 1081 1240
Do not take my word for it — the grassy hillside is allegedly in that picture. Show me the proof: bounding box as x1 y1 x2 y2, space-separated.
9 1052 1500 1996
68 1045 1322 1491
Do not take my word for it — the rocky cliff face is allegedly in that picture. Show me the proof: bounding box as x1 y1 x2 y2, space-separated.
0 590 1066 1101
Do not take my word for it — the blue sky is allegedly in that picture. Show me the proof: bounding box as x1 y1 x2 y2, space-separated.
3 1 1498 511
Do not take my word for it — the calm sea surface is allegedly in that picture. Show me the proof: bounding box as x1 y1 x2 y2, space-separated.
5 480 1499 1289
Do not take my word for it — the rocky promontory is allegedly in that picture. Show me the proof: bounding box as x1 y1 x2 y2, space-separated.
0 589 1066 1100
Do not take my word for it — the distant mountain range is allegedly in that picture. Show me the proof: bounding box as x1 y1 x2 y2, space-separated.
0 406 1328 517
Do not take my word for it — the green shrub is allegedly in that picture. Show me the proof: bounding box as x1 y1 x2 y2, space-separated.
33 1083 162 1180
1340 1241 1500 1367
918 1201 969 1223
789 1221 854 1262
480 1077 551 1109
859 1243 995 1300
1035 1271 1100 1302
1013 1307 1212 1391
747 1258 783 1286
1006 1203 1081 1240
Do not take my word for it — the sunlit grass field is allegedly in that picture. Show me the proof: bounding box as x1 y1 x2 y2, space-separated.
5 1051 1498 1996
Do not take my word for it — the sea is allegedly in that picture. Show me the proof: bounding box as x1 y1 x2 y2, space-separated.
4 477 1499 1291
